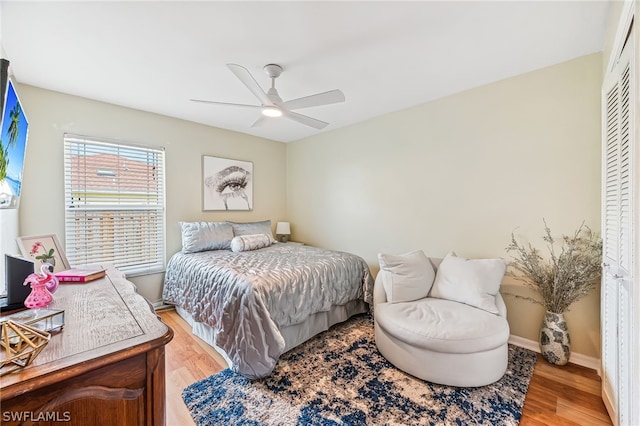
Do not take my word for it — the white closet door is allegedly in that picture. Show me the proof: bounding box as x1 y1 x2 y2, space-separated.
601 72 619 418
601 33 634 426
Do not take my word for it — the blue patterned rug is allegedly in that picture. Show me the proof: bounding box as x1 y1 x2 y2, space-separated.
183 314 537 425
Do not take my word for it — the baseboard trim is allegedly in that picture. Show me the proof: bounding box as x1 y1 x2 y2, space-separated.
508 334 601 373
152 301 174 311
602 387 617 426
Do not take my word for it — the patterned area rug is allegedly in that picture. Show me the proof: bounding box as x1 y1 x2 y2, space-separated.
183 315 537 425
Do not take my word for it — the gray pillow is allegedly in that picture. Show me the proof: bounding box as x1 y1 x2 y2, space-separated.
229 220 275 242
180 221 234 253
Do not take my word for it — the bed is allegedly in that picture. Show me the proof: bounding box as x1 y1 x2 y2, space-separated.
162 223 373 379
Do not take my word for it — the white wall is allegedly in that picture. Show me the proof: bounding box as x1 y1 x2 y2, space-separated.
287 53 603 359
15 84 287 302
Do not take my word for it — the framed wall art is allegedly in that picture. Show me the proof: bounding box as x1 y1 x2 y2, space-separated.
17 234 70 273
202 155 253 211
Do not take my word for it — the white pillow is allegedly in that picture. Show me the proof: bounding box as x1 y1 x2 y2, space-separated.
180 221 234 253
230 233 273 253
377 250 435 303
429 251 507 314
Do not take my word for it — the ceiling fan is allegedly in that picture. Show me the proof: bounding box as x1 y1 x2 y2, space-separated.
191 63 345 130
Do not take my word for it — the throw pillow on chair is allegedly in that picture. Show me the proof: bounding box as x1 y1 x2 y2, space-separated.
373 251 510 387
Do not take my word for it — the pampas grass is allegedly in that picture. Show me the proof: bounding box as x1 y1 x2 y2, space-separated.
506 220 602 314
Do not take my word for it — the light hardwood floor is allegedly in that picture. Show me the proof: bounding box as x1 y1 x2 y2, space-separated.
159 309 612 426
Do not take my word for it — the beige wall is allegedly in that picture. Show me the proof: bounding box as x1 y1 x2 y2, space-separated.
287 53 603 359
15 84 287 302
12 52 604 358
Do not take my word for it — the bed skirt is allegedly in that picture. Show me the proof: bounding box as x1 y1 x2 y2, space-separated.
176 299 368 370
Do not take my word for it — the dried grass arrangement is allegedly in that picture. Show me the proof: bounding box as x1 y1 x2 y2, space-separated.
506 220 602 314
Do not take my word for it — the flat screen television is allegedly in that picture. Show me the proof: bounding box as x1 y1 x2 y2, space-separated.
0 78 29 208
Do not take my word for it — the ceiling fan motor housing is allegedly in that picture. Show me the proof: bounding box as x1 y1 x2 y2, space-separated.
264 64 283 79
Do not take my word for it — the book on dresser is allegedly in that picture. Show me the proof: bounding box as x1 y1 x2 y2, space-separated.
55 266 106 283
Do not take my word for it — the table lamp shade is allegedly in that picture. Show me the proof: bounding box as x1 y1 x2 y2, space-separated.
276 222 291 235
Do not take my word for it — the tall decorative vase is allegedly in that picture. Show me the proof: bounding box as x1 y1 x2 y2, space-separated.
539 311 571 365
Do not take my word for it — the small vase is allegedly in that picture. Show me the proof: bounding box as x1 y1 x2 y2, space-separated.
24 282 54 309
539 310 571 365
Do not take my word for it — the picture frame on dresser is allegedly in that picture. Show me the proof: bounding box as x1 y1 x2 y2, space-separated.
16 234 70 274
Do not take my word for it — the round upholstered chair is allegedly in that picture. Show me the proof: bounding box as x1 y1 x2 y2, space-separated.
373 251 510 387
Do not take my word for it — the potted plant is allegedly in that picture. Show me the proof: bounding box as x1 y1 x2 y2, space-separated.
30 241 56 272
506 220 602 365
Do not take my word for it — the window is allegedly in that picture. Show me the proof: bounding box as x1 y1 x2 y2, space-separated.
63 135 165 276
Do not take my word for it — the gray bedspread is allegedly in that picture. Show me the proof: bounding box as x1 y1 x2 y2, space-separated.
162 243 373 378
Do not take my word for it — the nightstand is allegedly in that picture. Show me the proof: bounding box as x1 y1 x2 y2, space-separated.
282 241 304 245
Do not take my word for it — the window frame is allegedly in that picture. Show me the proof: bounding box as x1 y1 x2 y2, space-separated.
63 134 166 276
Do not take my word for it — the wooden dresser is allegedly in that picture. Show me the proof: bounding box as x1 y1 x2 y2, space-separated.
0 266 173 426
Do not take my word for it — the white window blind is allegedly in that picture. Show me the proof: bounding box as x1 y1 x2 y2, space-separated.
63 135 165 276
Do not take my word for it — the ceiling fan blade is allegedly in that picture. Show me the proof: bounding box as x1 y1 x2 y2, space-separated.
282 110 329 130
250 114 267 128
227 63 273 106
190 99 261 110
281 89 345 111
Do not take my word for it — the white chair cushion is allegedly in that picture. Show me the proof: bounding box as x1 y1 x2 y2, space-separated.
375 298 509 354
429 252 507 314
377 250 435 303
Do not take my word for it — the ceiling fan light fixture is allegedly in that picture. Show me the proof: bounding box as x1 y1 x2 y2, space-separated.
192 63 344 129
261 105 282 117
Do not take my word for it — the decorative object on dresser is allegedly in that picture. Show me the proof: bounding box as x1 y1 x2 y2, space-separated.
506 220 602 365
22 263 59 309
0 265 174 426
16 233 70 274
0 320 50 376
275 221 291 242
55 266 106 283
202 155 253 211
1 308 65 333
0 309 63 376
22 275 53 309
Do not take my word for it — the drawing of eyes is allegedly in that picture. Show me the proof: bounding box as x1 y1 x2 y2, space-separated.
212 166 249 197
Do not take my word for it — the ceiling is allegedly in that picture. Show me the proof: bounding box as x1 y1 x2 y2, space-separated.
1 1 610 143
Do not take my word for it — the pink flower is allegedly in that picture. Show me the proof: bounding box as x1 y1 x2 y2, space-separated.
30 242 43 255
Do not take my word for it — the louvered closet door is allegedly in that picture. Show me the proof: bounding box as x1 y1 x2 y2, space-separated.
601 35 634 426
